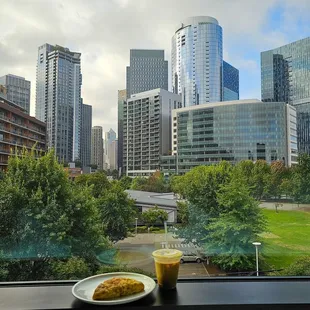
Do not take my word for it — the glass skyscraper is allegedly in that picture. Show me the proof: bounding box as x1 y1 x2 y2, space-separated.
126 49 168 99
81 102 92 167
165 100 297 174
223 61 239 101
172 16 239 106
118 89 126 173
261 37 310 154
36 44 82 163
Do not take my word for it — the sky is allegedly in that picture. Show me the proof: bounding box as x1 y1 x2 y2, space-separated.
1 0 310 133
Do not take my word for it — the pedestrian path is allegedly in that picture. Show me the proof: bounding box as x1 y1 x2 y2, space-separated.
161 242 199 250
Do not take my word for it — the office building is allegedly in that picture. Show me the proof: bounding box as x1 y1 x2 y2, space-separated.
261 37 310 153
126 50 168 98
109 139 118 171
123 88 182 177
91 126 104 170
105 128 117 170
118 89 126 174
80 102 92 167
223 61 239 101
36 43 82 163
0 85 7 99
0 74 31 114
0 96 46 170
162 99 297 174
171 16 239 106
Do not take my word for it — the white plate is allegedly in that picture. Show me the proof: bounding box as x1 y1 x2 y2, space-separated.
72 272 156 305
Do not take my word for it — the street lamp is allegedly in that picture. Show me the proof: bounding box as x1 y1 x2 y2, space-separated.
252 242 261 276
135 218 138 236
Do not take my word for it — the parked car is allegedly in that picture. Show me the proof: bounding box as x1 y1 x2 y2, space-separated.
180 251 204 264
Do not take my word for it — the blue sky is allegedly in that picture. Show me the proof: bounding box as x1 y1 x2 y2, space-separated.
1 0 310 131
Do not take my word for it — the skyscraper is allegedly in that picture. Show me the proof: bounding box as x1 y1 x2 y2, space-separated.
261 37 310 153
109 139 118 171
171 16 239 106
105 128 117 170
118 89 126 174
126 49 168 98
0 74 31 113
123 88 182 177
91 126 104 170
223 61 239 101
81 102 92 168
36 43 82 163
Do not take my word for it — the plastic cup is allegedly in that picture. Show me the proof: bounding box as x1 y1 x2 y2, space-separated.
152 249 183 290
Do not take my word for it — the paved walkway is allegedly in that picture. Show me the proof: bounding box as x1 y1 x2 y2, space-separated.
259 201 310 211
117 233 183 245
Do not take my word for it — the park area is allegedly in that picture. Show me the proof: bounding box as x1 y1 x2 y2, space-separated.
261 208 310 273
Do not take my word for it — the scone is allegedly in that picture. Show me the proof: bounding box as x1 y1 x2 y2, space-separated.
93 277 145 300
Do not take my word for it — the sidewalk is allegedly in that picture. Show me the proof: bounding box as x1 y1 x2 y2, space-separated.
117 233 182 245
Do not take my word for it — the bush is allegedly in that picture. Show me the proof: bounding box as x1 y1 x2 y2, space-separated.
137 226 148 233
150 226 161 232
97 265 155 278
282 256 310 276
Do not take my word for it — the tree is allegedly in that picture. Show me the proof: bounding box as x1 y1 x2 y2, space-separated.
283 256 310 276
141 206 168 227
268 161 288 199
252 160 271 199
52 257 90 280
176 201 189 225
291 153 310 203
170 175 186 198
0 150 109 281
97 183 136 241
75 171 111 198
131 172 170 193
119 176 132 190
203 173 266 271
111 169 119 180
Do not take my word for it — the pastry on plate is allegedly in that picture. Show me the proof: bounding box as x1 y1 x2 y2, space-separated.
93 277 145 300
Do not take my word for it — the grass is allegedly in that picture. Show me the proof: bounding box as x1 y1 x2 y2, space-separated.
261 209 310 271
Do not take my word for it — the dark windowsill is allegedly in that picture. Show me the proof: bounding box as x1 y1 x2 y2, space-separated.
0 277 310 310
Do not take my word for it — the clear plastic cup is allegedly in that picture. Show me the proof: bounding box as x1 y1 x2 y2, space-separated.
152 249 183 290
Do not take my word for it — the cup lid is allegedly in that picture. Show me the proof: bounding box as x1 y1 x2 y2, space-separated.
152 249 183 259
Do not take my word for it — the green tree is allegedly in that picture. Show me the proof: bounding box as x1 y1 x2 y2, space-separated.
97 183 136 241
291 153 310 203
0 150 108 281
170 175 186 198
75 171 111 198
268 161 288 199
131 176 148 190
203 173 266 271
141 206 168 227
119 176 132 190
131 172 169 193
111 169 119 180
176 201 189 225
282 256 310 276
252 160 271 199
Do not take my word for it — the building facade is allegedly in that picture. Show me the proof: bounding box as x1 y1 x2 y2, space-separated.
105 128 117 170
123 88 182 177
91 126 104 170
109 139 118 171
36 43 82 163
0 97 46 170
223 61 239 101
171 16 239 107
80 102 92 167
261 37 310 154
126 50 168 99
117 89 126 174
166 99 297 174
0 74 31 114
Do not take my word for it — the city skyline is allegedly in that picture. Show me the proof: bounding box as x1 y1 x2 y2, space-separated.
1 0 310 132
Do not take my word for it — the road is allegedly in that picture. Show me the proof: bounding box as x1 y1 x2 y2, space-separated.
115 234 210 277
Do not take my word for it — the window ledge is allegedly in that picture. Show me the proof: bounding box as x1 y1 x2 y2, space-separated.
0 277 310 309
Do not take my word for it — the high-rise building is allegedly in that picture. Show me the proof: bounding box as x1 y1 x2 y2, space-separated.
0 96 46 171
0 74 31 114
36 43 82 163
105 128 117 170
123 88 182 177
80 102 92 168
126 49 168 99
118 89 126 174
223 61 239 101
261 38 310 154
171 16 239 107
91 126 104 170
162 99 297 174
109 139 118 171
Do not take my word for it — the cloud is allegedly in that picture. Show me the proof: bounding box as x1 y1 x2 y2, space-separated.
0 0 308 133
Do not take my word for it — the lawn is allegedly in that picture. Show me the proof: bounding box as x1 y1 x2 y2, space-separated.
260 209 310 271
